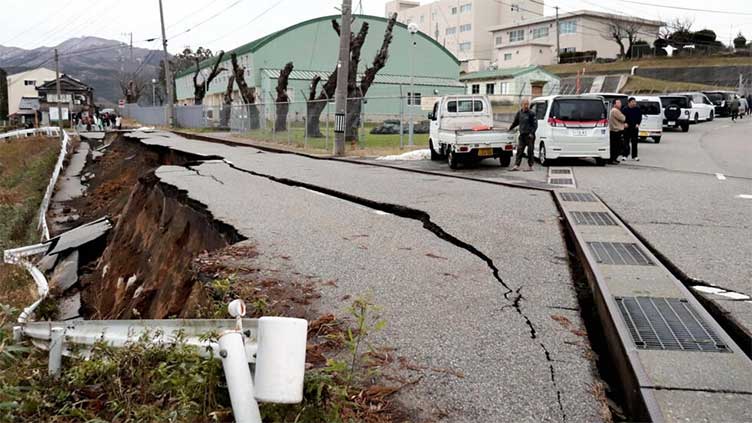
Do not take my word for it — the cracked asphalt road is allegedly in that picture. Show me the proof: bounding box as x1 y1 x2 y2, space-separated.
129 131 605 422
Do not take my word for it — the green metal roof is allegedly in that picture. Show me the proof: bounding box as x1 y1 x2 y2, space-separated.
262 68 464 87
459 66 559 82
175 14 460 79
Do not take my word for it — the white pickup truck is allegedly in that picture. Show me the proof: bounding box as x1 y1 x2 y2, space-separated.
428 95 515 169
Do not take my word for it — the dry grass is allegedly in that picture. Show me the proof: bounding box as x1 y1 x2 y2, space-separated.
544 56 752 75
621 76 733 94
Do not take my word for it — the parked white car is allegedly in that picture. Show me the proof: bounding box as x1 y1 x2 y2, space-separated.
428 95 515 169
633 95 663 143
529 95 610 166
670 92 715 123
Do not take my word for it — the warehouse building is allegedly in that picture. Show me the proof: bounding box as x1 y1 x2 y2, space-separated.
174 14 464 118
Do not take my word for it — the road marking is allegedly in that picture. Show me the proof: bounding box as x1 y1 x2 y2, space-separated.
715 173 726 180
736 194 752 199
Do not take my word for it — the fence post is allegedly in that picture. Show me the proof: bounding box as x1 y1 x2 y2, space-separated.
49 327 64 377
324 92 331 151
301 90 308 149
399 85 404 149
218 331 262 423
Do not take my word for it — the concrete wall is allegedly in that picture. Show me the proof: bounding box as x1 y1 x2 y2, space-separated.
6 68 56 115
495 44 556 68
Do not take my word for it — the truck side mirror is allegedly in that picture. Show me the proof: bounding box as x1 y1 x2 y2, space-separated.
428 112 435 120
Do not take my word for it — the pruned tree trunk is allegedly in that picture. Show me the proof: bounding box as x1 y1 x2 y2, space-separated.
230 52 259 129
274 62 294 132
220 75 235 129
193 51 225 105
306 70 338 137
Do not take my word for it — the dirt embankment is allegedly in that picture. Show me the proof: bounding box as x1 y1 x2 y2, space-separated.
72 133 243 319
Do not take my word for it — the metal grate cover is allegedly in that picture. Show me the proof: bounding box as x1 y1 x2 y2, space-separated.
588 241 654 265
550 178 574 185
550 169 572 174
571 211 617 226
615 297 730 352
560 192 596 202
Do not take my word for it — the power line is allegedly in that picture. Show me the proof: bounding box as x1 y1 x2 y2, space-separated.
618 0 752 16
168 0 245 42
166 0 221 30
204 0 286 45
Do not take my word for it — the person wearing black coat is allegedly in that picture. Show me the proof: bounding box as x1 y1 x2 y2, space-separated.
621 98 642 161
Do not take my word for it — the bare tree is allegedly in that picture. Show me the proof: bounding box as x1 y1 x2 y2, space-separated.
230 52 259 129
119 74 146 104
274 62 294 131
220 74 235 128
602 19 644 59
193 51 225 105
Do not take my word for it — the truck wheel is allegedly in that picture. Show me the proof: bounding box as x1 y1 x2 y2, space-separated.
448 150 459 169
681 122 689 132
653 136 661 143
499 152 511 167
429 139 441 161
709 111 714 121
538 143 548 166
694 113 699 124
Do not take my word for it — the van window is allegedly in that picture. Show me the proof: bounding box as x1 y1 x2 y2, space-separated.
533 102 547 120
637 101 661 115
660 97 689 108
551 99 605 121
447 100 483 113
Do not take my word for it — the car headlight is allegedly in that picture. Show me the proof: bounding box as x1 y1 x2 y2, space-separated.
684 110 689 115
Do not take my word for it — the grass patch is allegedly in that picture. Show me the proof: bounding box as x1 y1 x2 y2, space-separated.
543 56 752 75
621 76 733 94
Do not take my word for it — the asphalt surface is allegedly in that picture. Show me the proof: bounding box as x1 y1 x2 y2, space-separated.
129 130 605 422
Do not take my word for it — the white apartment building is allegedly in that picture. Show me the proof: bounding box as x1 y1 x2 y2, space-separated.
385 0 543 72
6 67 57 115
488 10 663 68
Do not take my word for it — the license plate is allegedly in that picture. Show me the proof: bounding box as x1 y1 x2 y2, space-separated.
667 121 675 125
477 148 493 157
639 131 649 136
571 129 588 136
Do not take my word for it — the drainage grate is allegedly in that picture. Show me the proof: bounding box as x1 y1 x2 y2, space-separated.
571 211 617 226
549 178 574 185
550 169 572 174
615 297 730 352
587 241 654 265
560 192 596 202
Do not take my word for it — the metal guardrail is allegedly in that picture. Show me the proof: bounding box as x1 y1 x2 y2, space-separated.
0 126 61 140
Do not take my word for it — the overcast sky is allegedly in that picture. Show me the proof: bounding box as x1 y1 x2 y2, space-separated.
1 0 751 53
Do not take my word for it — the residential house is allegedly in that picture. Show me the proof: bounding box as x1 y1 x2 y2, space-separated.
36 74 94 124
385 0 543 72
489 10 663 68
460 66 560 100
6 67 56 116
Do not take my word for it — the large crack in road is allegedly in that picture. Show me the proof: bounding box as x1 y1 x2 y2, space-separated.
215 159 569 422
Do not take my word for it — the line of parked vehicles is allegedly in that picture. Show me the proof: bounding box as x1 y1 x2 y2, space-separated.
428 90 748 169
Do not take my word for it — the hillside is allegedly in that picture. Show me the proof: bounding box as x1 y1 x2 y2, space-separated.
0 37 164 105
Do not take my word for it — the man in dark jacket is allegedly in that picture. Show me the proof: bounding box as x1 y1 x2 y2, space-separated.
622 97 642 161
509 98 538 171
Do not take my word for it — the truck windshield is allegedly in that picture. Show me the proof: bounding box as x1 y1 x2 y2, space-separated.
551 99 605 121
660 97 689 108
637 101 662 115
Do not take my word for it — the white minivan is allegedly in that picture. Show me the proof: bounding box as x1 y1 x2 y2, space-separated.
529 95 610 166
633 95 663 143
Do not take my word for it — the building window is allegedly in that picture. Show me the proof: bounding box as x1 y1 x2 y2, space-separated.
510 4 520 11
495 35 503 45
560 20 577 34
460 24 472 32
446 27 456 35
459 42 472 52
431 12 437 20
508 29 524 42
408 92 422 105
532 26 549 39
451 6 457 14
460 3 472 13
471 84 480 94
420 15 424 23
500 82 511 95
486 83 495 94
47 93 72 103
24 80 36 86
504 53 513 60
561 47 576 53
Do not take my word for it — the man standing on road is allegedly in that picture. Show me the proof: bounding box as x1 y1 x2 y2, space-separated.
730 96 740 122
622 97 642 161
747 94 752 116
608 99 626 164
509 98 538 171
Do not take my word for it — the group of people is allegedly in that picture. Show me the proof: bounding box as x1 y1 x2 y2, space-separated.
729 94 752 122
73 111 121 132
608 98 642 163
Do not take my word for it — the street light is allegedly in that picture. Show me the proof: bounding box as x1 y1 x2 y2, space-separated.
407 22 419 146
151 78 157 107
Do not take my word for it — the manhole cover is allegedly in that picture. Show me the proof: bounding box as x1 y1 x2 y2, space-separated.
560 192 596 202
571 211 617 226
550 178 574 185
587 241 654 265
615 297 730 352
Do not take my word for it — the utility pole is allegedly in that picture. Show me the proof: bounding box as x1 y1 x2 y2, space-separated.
54 49 63 139
555 6 560 64
129 32 133 62
333 0 352 156
158 0 174 127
